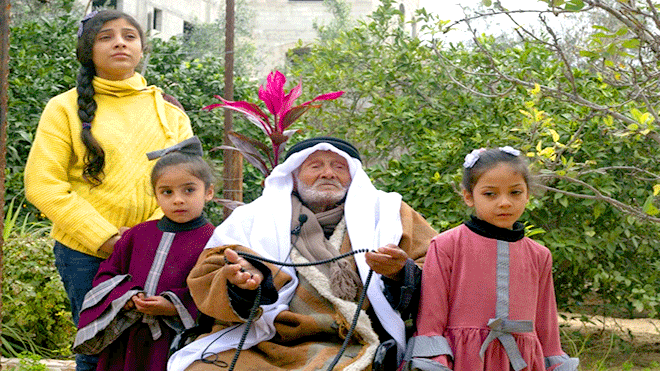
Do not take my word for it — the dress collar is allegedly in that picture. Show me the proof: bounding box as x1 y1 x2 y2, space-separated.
157 215 208 233
464 215 525 242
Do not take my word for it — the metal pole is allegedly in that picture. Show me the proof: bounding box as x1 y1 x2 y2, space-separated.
223 0 243 218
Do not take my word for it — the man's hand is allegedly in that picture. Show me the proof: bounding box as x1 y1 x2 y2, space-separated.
365 244 408 281
223 248 264 290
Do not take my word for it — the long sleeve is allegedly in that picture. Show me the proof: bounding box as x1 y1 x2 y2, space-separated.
535 251 565 355
25 94 119 254
382 202 437 319
414 236 453 368
399 201 436 266
93 231 135 286
188 245 292 323
76 230 143 335
75 221 212 356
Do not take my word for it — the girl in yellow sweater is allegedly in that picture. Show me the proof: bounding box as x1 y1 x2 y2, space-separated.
24 10 193 371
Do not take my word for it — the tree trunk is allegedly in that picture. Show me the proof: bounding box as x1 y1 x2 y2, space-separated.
223 0 243 219
0 0 11 361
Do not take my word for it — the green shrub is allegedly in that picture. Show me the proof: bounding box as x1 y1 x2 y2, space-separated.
2 233 75 358
7 0 79 217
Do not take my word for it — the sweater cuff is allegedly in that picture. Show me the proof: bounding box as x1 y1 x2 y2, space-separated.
52 217 118 255
78 219 118 254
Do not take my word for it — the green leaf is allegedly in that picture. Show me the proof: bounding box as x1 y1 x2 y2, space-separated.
622 38 640 49
615 27 629 36
642 195 660 216
565 0 585 11
593 202 606 219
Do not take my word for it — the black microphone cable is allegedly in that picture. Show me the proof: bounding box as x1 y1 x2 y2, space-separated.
208 213 375 371
221 247 374 371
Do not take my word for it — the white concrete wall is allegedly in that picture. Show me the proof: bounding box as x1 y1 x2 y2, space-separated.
94 0 223 39
248 0 414 76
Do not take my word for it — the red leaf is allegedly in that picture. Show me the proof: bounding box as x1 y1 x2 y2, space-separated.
227 132 273 174
279 105 311 130
281 80 303 115
259 71 287 116
312 91 344 101
228 132 271 155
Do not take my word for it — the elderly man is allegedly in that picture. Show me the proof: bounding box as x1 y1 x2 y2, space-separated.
168 137 437 371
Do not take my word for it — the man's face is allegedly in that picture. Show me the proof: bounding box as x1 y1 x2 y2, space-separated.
295 150 352 210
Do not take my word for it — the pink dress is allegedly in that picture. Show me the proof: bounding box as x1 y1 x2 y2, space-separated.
406 217 578 371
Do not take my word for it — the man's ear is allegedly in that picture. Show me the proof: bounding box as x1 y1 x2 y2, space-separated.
462 189 474 207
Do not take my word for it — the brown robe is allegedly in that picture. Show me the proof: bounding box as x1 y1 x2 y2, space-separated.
185 202 436 371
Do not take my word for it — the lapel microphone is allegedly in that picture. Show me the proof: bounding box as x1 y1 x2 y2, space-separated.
291 214 308 236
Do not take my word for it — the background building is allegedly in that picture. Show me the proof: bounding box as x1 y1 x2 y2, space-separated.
85 0 420 76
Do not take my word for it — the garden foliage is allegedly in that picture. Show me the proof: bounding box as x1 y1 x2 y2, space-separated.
2 233 74 357
288 0 660 317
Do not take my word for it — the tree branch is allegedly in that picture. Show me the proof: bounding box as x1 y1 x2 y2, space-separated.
537 173 660 223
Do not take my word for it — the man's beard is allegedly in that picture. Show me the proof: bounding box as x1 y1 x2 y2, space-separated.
297 178 348 212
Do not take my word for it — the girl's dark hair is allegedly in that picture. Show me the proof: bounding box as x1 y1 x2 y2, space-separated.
76 10 146 185
151 152 217 191
461 148 532 193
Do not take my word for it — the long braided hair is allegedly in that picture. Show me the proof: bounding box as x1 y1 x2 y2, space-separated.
76 10 146 185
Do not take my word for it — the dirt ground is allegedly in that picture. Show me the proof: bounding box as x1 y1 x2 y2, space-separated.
559 312 660 344
558 312 660 370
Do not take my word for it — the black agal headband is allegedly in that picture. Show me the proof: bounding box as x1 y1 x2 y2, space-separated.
284 137 361 162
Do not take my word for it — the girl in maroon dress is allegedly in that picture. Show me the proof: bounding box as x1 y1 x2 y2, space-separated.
404 147 579 371
74 137 216 371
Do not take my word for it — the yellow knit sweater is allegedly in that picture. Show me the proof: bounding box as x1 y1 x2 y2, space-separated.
24 73 193 258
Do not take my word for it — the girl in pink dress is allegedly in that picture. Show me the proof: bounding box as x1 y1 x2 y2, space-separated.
403 147 579 371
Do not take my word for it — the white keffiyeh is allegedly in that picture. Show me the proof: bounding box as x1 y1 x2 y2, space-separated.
168 142 404 371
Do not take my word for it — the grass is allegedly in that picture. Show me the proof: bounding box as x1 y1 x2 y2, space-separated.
561 327 660 370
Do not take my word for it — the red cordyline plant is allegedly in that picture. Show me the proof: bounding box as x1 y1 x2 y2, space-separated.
204 70 344 176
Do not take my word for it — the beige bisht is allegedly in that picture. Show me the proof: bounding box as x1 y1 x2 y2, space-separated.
167 142 437 371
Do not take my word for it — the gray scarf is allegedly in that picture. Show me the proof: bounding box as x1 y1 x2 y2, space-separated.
291 196 363 301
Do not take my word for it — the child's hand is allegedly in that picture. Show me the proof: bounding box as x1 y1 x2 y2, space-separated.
123 292 145 311
132 294 177 316
365 244 409 281
222 248 263 290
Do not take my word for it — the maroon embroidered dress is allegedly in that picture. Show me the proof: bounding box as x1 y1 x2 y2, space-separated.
405 216 578 371
74 216 214 371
